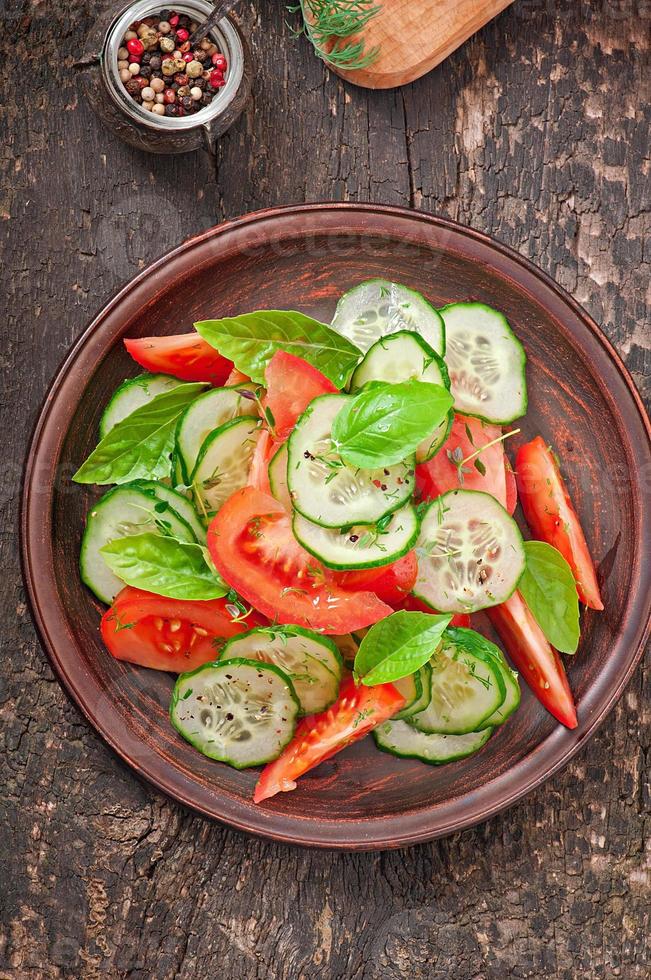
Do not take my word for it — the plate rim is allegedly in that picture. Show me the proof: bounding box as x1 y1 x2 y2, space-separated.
20 202 651 850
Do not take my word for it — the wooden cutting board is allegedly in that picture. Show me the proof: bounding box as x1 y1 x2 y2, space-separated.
330 0 514 89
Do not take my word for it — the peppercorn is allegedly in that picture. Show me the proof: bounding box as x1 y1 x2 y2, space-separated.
152 102 166 116
118 46 129 59
119 68 131 83
193 77 205 90
139 65 152 78
158 8 171 19
186 59 203 78
201 92 214 107
149 55 161 69
162 57 176 76
178 15 190 28
141 51 151 64
169 14 179 26
125 79 141 97
126 37 144 57
179 40 191 53
180 95 194 111
159 36 175 53
163 88 176 103
174 73 189 86
190 85 202 101
150 76 165 93
175 27 189 42
128 62 141 75
177 84 191 97
165 103 179 116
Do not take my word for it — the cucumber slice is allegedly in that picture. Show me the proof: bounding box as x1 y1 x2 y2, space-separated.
414 489 525 613
350 330 449 391
176 384 260 483
332 280 445 355
333 633 358 666
393 663 432 720
288 394 415 528
440 302 527 424
191 417 262 522
170 658 299 768
349 330 453 463
80 484 196 604
373 719 493 764
268 441 292 510
99 373 183 439
292 502 418 569
445 627 521 728
131 480 206 544
410 635 506 735
219 626 342 716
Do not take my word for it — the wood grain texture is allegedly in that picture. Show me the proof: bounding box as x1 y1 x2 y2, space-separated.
332 0 515 89
1 0 649 977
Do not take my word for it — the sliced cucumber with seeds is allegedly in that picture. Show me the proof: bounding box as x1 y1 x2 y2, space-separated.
292 502 419 569
191 417 262 522
350 330 449 391
349 330 454 463
176 384 260 483
373 719 493 764
131 479 206 544
170 658 299 768
414 489 525 613
445 627 521 728
219 626 342 716
99 373 183 439
410 634 505 735
268 441 292 510
332 280 445 355
393 663 432 720
440 302 527 424
80 484 197 604
288 394 415 528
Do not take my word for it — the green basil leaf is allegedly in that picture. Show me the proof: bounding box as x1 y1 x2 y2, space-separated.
194 311 361 388
332 380 453 468
74 382 206 485
519 540 580 653
101 533 228 600
355 610 452 685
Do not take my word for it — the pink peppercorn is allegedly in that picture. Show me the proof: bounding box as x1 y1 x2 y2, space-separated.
169 14 179 26
164 88 176 103
211 54 227 70
126 38 144 57
209 69 223 88
176 27 189 41
182 52 193 63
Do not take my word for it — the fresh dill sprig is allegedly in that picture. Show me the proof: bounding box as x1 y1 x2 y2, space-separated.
289 0 381 71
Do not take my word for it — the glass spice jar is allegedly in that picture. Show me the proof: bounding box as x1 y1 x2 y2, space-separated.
80 0 253 154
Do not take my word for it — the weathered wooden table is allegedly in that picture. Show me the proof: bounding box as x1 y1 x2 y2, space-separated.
1 2 648 976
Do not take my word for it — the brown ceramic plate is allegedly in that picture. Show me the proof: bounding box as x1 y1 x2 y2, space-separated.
21 204 651 850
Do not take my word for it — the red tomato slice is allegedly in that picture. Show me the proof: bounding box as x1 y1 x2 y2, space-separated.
124 333 232 385
416 413 513 512
207 487 392 634
516 436 603 609
487 591 577 728
247 429 274 494
399 592 471 627
264 351 337 440
253 677 406 802
224 366 251 386
334 552 419 607
101 587 266 672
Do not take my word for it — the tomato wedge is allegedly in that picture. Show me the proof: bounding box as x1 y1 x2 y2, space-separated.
224 366 251 386
516 436 603 609
124 333 232 385
416 413 514 513
487 591 577 728
207 487 393 634
253 677 406 802
399 592 471 627
247 429 275 494
264 351 337 440
101 587 266 672
334 552 418 607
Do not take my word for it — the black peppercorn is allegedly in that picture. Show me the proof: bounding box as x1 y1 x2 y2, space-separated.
165 103 179 116
150 69 162 79
178 14 191 27
158 8 171 19
126 79 141 97
201 93 213 107
180 95 194 111
149 55 161 70
139 64 152 78
194 77 205 90
141 51 151 65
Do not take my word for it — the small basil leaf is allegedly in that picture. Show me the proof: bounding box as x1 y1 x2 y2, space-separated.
194 311 362 389
519 540 580 653
355 610 452 686
73 382 206 485
101 533 228 600
331 380 453 469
